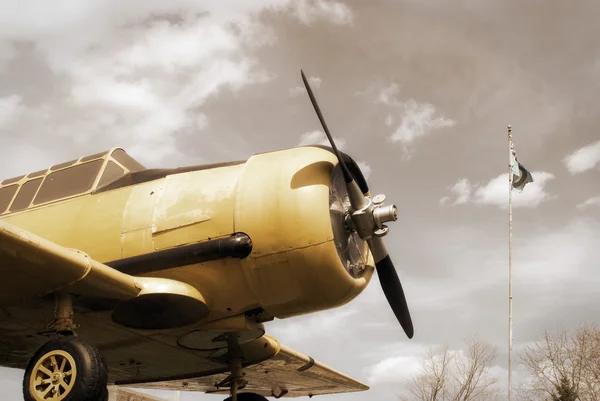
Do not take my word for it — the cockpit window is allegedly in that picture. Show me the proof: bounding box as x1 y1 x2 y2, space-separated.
112 149 145 172
10 178 42 212
33 160 104 205
0 148 146 214
97 160 126 189
0 185 18 214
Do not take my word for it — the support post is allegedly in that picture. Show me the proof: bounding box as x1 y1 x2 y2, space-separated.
227 333 243 401
54 292 78 335
508 125 513 401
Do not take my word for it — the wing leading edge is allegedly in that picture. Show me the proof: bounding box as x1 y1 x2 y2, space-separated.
0 219 141 305
0 220 209 329
121 335 369 398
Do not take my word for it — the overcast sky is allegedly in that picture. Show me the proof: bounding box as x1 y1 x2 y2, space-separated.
1 1 600 400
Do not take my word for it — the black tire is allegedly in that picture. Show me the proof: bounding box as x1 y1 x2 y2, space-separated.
100 386 109 401
23 336 109 401
223 393 269 401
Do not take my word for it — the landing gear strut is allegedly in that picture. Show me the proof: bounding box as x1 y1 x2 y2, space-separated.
222 333 268 401
23 293 109 401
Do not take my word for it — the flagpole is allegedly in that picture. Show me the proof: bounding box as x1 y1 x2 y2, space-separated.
507 124 513 401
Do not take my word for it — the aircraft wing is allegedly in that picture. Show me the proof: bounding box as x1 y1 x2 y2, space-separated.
0 219 205 321
122 334 369 398
0 219 147 305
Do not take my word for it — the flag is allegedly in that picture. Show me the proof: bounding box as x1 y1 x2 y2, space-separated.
509 136 533 192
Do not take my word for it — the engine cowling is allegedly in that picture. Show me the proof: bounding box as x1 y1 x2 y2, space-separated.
235 146 375 319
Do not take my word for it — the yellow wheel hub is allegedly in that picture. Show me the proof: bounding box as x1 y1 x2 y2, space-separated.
29 350 77 401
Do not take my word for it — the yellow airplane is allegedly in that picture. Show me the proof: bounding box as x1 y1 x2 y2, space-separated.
0 71 413 401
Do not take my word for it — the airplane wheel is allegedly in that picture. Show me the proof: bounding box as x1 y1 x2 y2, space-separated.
22 336 108 401
223 393 269 401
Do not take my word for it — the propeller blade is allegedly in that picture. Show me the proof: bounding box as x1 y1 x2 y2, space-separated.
300 70 413 339
301 70 352 182
301 69 366 210
369 237 414 339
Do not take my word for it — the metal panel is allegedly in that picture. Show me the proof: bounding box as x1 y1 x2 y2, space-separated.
121 180 161 259
151 166 241 250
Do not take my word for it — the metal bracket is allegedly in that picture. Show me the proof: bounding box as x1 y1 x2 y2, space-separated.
373 225 390 238
272 388 289 399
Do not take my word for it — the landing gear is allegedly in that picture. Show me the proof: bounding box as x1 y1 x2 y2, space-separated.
23 336 108 401
23 293 109 401
226 333 245 401
218 333 269 401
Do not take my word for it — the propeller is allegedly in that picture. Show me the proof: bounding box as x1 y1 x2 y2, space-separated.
300 70 414 339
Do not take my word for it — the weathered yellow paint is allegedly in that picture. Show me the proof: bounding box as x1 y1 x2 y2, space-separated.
121 180 160 258
2 188 131 262
235 148 335 256
122 181 159 232
1 146 375 319
151 167 240 250
235 147 374 317
121 229 153 259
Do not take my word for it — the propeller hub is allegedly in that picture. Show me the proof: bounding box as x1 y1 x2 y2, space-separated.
350 194 397 240
373 204 398 228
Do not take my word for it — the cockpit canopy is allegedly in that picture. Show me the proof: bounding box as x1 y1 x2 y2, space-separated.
0 148 145 216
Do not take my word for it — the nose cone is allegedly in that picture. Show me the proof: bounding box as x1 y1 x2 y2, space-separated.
374 204 398 227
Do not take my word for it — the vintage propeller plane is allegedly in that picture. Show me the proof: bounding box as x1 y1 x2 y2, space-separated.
0 71 413 401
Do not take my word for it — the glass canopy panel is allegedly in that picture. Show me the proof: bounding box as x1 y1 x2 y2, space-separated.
33 160 104 205
111 149 145 172
10 178 43 212
0 185 18 214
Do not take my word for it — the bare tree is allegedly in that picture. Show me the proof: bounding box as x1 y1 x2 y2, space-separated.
407 345 452 401
518 322 600 401
401 335 500 401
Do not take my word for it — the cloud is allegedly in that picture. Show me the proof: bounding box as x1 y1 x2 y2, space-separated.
0 0 353 170
268 306 360 344
375 84 456 159
361 340 433 387
577 196 600 209
441 172 556 209
357 161 372 180
384 113 394 127
512 218 599 288
474 172 555 208
563 140 600 174
292 0 354 25
0 41 15 73
298 129 346 149
0 95 23 129
389 99 455 145
289 75 321 96
440 178 471 205
364 354 423 386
